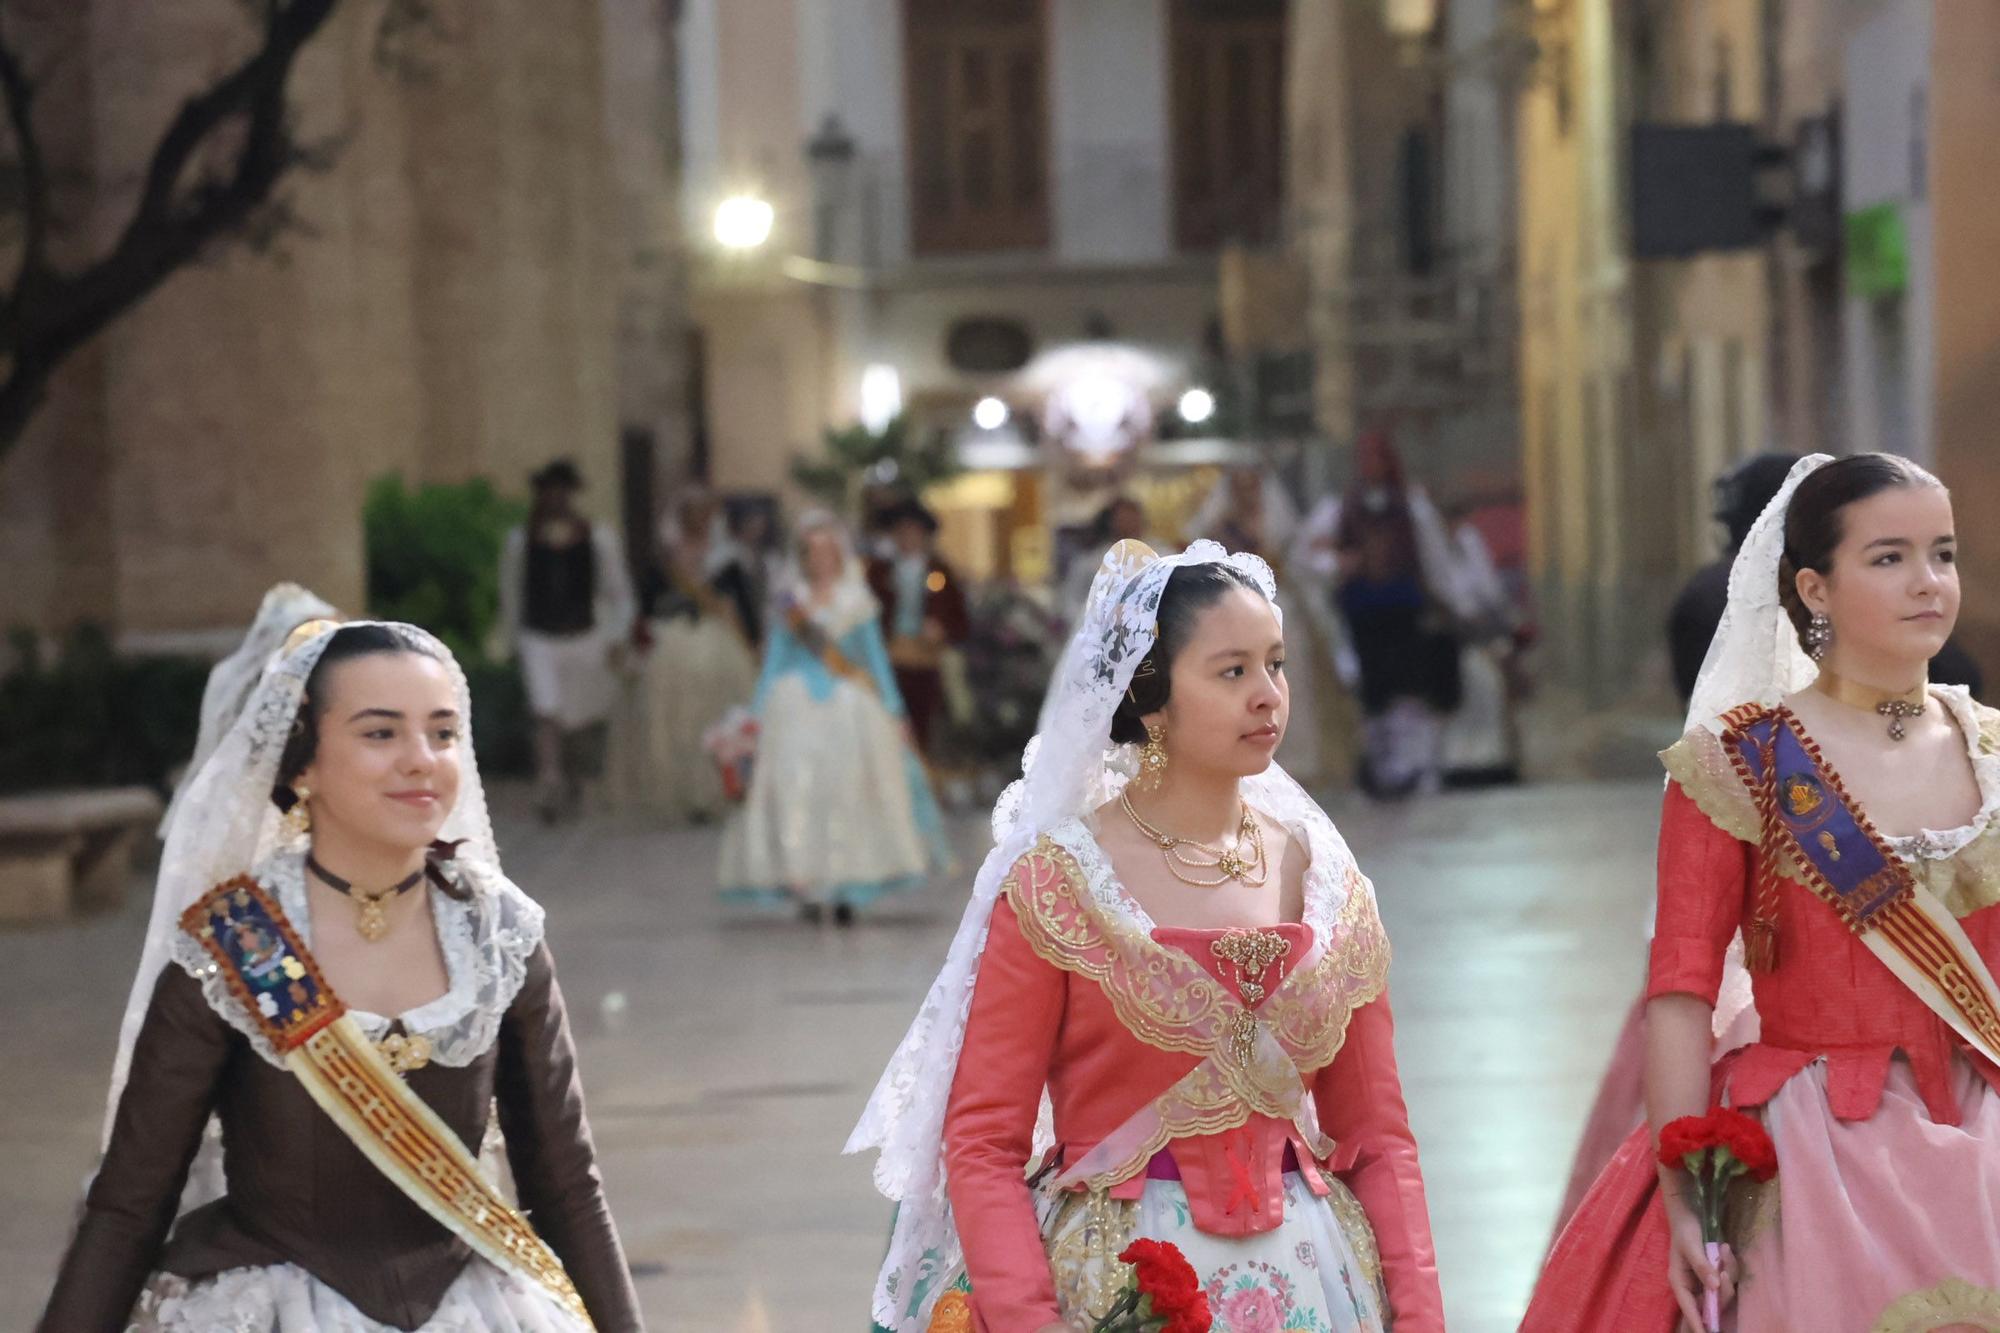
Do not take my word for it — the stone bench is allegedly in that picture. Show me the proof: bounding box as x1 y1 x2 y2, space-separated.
0 787 162 925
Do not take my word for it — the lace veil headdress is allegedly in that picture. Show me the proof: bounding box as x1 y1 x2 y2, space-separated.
1681 453 1833 1045
780 508 881 637
158 583 339 841
846 538 1365 1330
105 621 499 1158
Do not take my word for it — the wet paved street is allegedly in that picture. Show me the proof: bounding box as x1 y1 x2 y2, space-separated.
1 777 1664 1331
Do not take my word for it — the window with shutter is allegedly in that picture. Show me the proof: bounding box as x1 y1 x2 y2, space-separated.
903 0 1050 255
1170 0 1286 251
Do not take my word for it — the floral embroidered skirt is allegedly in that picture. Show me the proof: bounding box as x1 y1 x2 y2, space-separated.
128 1258 589 1333
913 1171 1389 1333
1527 1055 2000 1332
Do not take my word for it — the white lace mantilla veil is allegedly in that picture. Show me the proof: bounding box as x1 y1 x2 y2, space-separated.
782 508 882 637
1681 453 1833 1048
158 583 339 841
845 538 1371 1331
102 622 502 1183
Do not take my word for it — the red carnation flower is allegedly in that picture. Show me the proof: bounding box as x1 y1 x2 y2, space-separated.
1713 1107 1777 1181
1656 1104 1780 1331
1094 1240 1210 1333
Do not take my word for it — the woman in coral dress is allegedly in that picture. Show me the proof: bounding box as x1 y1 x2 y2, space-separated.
849 539 1442 1333
1526 453 2000 1332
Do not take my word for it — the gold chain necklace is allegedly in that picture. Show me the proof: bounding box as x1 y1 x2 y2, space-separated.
1813 667 1929 741
1118 791 1268 887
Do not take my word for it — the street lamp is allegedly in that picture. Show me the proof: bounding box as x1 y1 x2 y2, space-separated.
713 194 775 250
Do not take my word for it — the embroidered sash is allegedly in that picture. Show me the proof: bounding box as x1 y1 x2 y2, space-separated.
1723 707 2000 1070
782 600 878 697
181 877 595 1328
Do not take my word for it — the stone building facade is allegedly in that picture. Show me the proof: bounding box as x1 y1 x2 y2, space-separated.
0 0 686 648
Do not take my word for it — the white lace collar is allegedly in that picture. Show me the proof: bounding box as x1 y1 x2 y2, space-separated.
1048 802 1348 943
1879 684 2000 862
171 850 546 1069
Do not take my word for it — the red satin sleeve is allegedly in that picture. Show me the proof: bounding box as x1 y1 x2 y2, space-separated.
943 892 1067 1333
1314 994 1444 1332
1646 780 1752 1005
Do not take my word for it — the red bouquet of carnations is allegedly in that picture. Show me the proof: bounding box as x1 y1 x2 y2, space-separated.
700 707 760 803
1657 1105 1777 1332
1090 1239 1211 1333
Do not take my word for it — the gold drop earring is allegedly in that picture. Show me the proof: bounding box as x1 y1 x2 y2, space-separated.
281 785 313 842
1136 722 1169 791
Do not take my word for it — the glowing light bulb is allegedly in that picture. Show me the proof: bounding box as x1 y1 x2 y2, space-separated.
1178 387 1216 425
714 195 775 250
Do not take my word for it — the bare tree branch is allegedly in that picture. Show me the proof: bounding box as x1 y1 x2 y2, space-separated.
0 21 53 303
0 0 341 459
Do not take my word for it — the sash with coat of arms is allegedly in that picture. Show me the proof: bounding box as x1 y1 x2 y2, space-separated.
1721 703 2000 1071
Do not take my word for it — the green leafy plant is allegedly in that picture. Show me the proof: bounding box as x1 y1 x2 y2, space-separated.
363 474 525 663
362 473 536 774
791 415 961 509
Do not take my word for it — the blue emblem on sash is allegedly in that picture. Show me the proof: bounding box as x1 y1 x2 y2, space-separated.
181 875 344 1049
1728 713 1911 928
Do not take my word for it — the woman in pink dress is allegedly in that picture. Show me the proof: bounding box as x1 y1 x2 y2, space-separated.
849 540 1442 1333
1526 453 2000 1331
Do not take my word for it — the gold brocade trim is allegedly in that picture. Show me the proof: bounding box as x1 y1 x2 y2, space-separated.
1978 703 2000 758
1661 728 1768 848
1042 1187 1141 1325
1261 873 1390 1071
1006 837 1392 1081
1323 1173 1386 1307
1070 1063 1259 1193
1872 1277 2000 1333
1007 839 1229 1059
1926 843 2000 919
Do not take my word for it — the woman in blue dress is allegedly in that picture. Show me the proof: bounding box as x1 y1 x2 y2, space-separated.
719 511 950 923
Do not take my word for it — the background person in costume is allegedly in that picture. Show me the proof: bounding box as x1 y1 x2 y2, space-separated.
500 459 636 824
848 541 1442 1333
866 496 971 761
41 622 643 1332
615 489 758 823
1525 454 2000 1332
1331 431 1470 799
719 512 949 925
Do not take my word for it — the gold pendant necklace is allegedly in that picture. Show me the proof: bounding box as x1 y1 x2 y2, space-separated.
1813 667 1929 742
307 855 425 942
1119 791 1268 887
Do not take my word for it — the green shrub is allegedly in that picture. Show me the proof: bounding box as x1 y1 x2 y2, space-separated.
363 473 525 663
364 473 534 776
0 625 206 796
